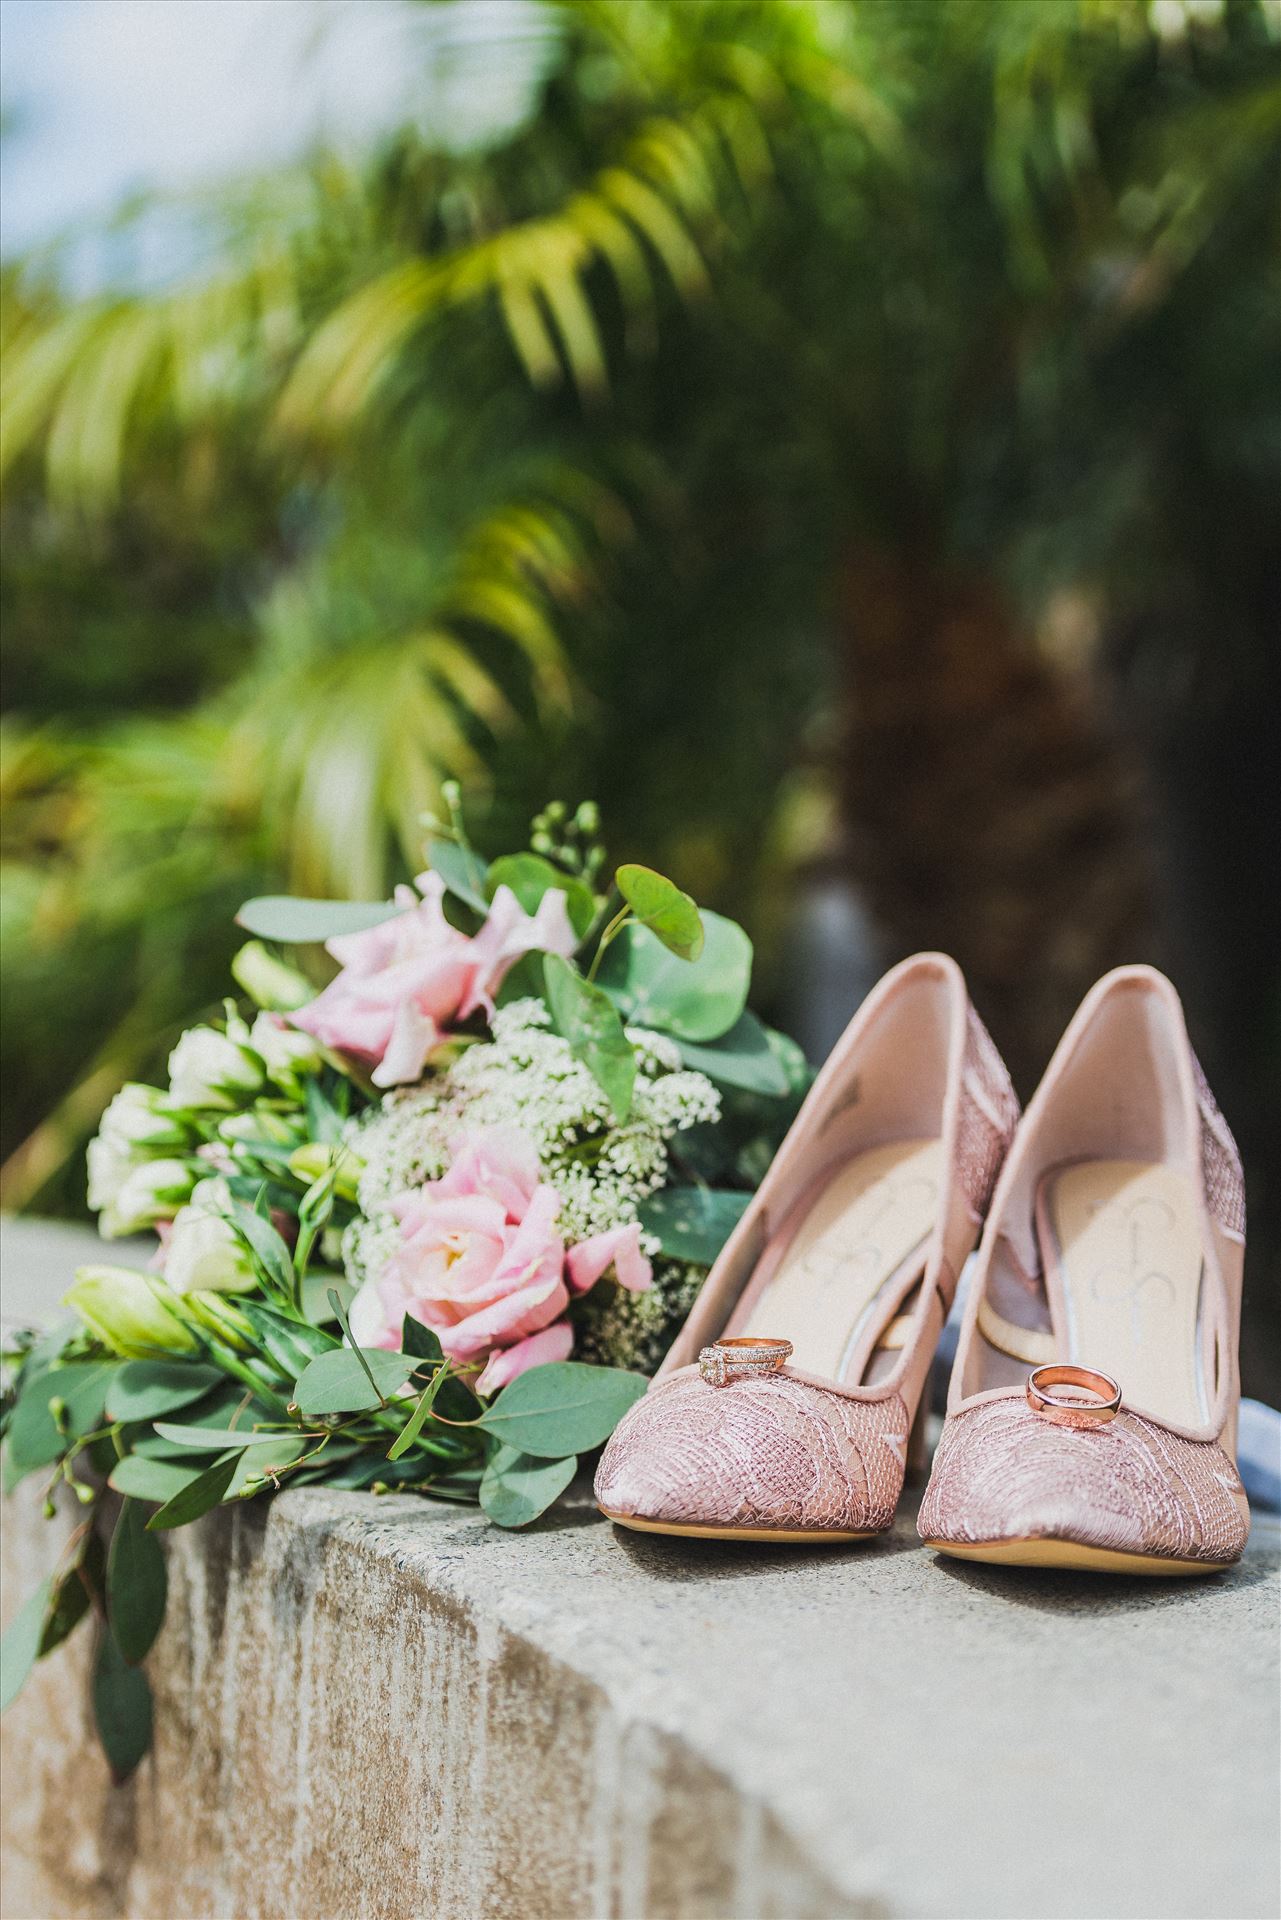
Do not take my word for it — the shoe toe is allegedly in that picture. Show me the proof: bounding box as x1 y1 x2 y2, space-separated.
595 1370 909 1535
918 1398 1248 1564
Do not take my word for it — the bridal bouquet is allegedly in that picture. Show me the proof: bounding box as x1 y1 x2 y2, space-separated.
1 796 804 1776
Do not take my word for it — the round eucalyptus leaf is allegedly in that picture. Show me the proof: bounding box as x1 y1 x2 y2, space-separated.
615 864 704 960
597 912 752 1042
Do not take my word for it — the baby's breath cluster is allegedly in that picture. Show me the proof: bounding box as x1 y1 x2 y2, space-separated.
342 999 721 1366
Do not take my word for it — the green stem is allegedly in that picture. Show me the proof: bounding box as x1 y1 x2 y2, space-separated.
586 905 632 982
203 1338 292 1416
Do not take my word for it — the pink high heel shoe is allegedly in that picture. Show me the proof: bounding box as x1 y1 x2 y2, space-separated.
919 965 1250 1574
595 954 1019 1542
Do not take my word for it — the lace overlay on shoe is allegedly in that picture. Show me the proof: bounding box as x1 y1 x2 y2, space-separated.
1194 1055 1246 1240
954 1007 1021 1218
595 1371 909 1534
918 1398 1247 1564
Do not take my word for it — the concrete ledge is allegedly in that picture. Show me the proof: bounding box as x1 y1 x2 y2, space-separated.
2 1220 1278 1919
3 1472 1278 1920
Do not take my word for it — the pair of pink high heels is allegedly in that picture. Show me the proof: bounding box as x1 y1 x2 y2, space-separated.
595 957 1249 1574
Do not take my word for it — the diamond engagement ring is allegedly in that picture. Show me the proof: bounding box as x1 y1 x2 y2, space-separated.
698 1337 793 1388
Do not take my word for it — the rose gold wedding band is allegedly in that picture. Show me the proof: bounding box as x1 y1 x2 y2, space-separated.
1026 1363 1121 1428
699 1337 793 1388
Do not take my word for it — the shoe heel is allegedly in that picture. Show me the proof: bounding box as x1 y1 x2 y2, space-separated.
906 1392 932 1483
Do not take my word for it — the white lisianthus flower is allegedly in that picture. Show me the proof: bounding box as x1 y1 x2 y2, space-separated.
87 1134 133 1216
97 1157 197 1239
164 1179 254 1295
167 1026 264 1110
87 1082 189 1222
98 1082 184 1150
249 1012 323 1096
64 1265 200 1357
218 1109 295 1146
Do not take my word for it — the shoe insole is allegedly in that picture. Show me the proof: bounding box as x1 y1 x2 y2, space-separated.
1039 1159 1207 1429
739 1139 941 1384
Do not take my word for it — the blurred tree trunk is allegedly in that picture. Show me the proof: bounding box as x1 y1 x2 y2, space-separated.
834 540 1156 1096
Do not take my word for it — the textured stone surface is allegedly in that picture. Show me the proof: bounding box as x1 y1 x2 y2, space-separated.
2 1221 1279 1920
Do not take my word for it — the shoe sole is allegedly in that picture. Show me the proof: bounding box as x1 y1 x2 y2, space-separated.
922 1536 1228 1576
599 1508 878 1544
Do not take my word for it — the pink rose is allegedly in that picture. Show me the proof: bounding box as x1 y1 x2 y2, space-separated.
347 1126 652 1391
292 872 576 1088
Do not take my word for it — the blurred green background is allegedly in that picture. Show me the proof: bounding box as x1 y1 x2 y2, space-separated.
2 0 1278 1393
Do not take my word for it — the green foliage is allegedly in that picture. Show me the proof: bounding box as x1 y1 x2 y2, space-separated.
0 1577 53 1713
479 1444 578 1528
596 913 752 1041
105 1361 226 1423
106 1500 167 1665
145 1452 243 1530
543 952 637 1120
615 865 704 961
235 897 400 943
291 1347 419 1415
109 1454 205 1503
2 0 1278 1240
674 1011 791 1096
638 1187 752 1265
473 1359 647 1457
91 1628 153 1783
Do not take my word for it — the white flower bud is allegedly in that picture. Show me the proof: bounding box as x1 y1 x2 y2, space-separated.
164 1182 255 1295
98 1082 184 1150
98 1157 196 1239
64 1265 199 1357
167 1026 263 1111
249 1012 323 1095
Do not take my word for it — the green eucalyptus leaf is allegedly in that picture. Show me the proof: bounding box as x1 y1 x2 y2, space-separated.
226 1434 310 1497
107 1499 168 1665
400 1315 443 1361
92 1628 153 1782
479 1445 577 1527
109 1454 206 1504
230 1203 296 1301
303 1076 346 1146
424 837 489 915
675 1010 791 1095
543 954 636 1122
39 1543 102 1658
235 896 401 943
151 1421 299 1451
474 1361 646 1459
132 1430 215 1461
6 1360 118 1475
399 1318 479 1423
127 1385 268 1454
486 853 595 938
239 1300 338 1377
301 1272 354 1326
145 1451 242 1530
386 1370 450 1461
293 1347 418 1416
596 912 752 1042
639 1188 751 1265
105 1361 227 1425
615 865 704 960
317 1452 436 1492
1 1577 53 1713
